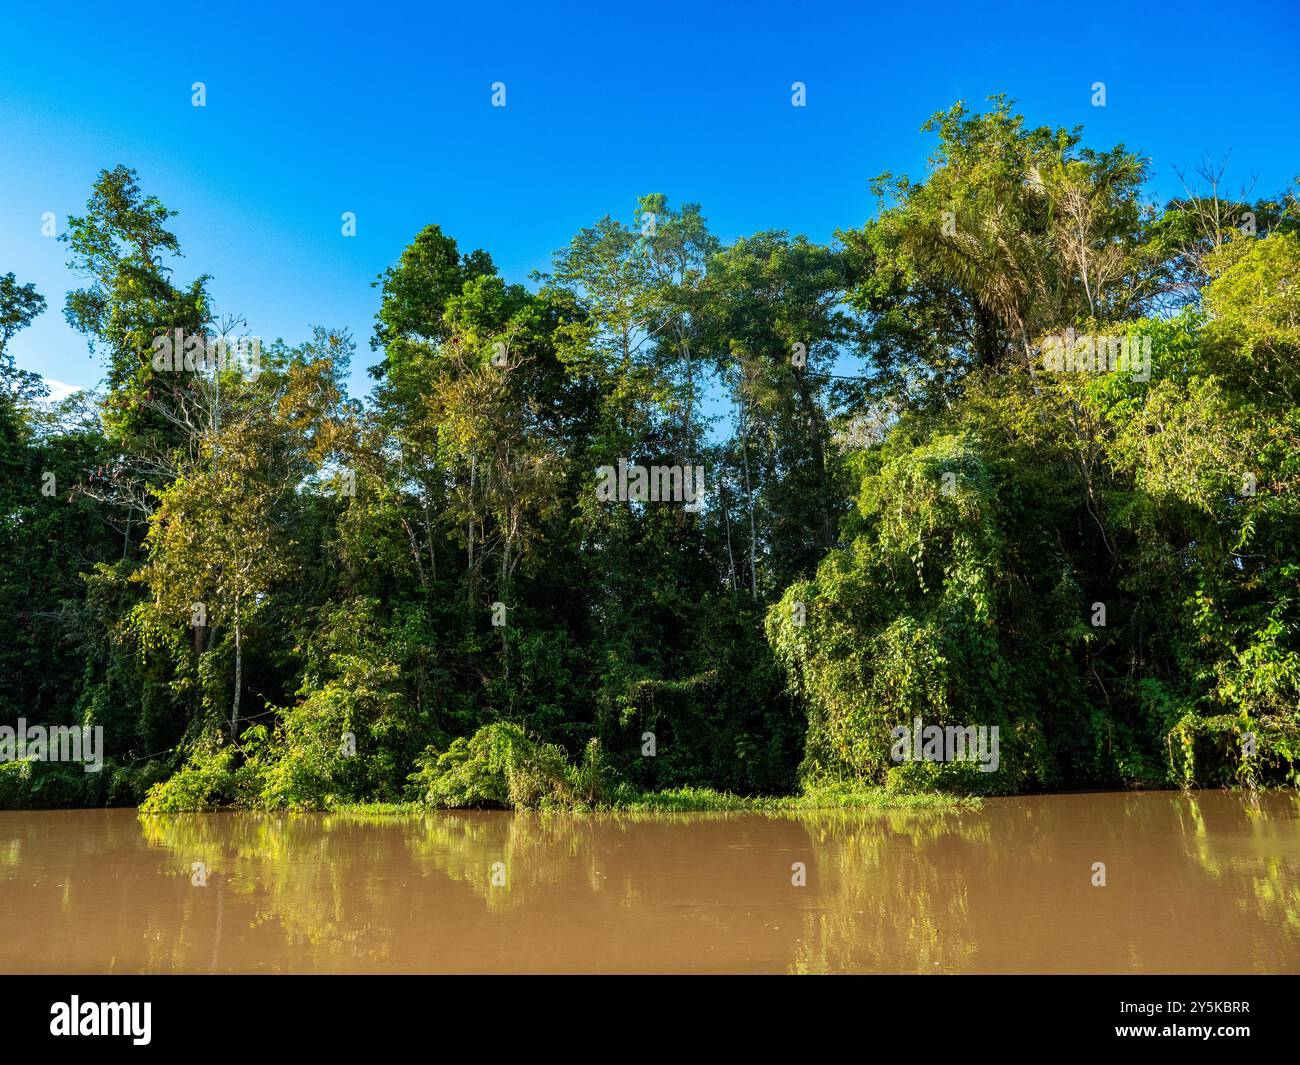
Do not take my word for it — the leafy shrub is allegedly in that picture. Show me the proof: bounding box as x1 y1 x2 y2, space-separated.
139 743 239 812
409 722 611 810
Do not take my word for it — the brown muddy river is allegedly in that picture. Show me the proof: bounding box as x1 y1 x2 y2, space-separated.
2 791 1298 973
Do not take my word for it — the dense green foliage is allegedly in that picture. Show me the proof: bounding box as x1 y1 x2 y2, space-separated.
2 99 1296 810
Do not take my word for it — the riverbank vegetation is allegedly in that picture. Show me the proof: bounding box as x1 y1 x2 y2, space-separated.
1 97 1297 812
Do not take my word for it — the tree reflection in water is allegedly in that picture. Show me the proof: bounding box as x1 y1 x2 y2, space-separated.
0 793 1295 973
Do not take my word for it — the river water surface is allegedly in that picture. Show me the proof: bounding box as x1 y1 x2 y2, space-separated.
2 791 1297 973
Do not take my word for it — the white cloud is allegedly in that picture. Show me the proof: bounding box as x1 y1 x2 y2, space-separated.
42 378 83 401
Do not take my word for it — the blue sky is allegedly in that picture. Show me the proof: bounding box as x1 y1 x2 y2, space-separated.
2 0 1296 401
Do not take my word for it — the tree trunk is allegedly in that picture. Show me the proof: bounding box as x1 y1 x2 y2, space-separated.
467 457 477 606
231 601 242 740
423 501 436 582
740 405 759 598
500 529 511 687
791 367 834 549
720 476 738 592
